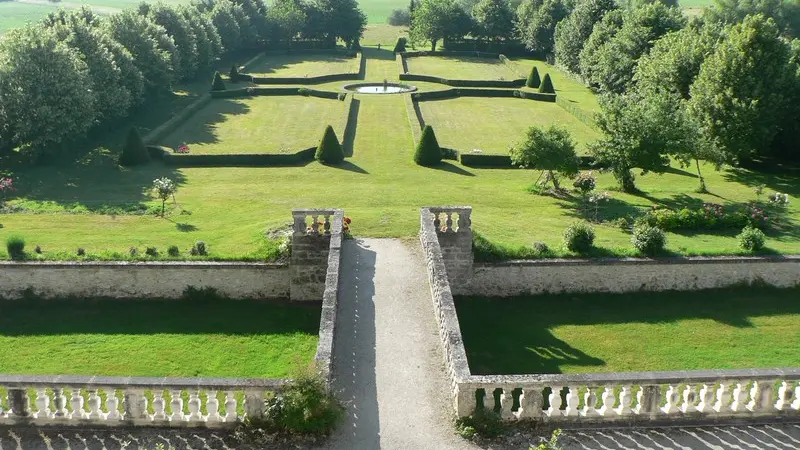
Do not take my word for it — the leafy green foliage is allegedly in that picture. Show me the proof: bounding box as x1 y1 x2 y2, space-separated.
265 0 307 46
314 0 368 49
472 0 515 41
641 203 766 231
738 225 766 251
554 0 616 74
212 71 227 91
119 127 151 167
631 224 666 255
388 8 412 25
517 0 569 54
455 407 504 438
259 365 343 435
414 125 443 166
167 245 180 257
6 235 25 260
153 177 177 217
526 65 541 88
509 125 578 190
531 429 564 450
538 73 554 93
563 221 595 252
315 125 345 164
394 36 408 53
410 0 473 51
147 3 198 81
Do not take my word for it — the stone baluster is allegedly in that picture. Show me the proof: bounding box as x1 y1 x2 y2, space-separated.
482 389 495 412
311 215 320 234
714 383 732 413
124 389 149 421
53 388 68 419
499 389 514 420
615 385 633 416
432 211 441 230
443 212 452 233
169 390 184 422
292 214 306 235
323 215 331 234
206 391 222 423
152 391 167 421
244 390 265 420
697 384 715 413
106 390 121 421
564 386 580 417
87 390 103 420
188 391 203 422
517 387 543 419
224 391 238 422
598 386 616 417
681 385 698 414
792 383 800 410
748 380 775 413
634 385 661 417
661 385 680 415
34 389 51 419
730 382 749 412
582 387 599 417
8 389 30 418
546 386 563 417
69 388 85 420
457 210 471 231
775 381 794 410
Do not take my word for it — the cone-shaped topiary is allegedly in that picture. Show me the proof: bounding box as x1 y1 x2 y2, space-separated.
229 64 239 82
315 125 345 164
119 127 150 166
526 66 541 88
539 73 555 94
212 71 226 91
393 37 407 53
414 125 442 166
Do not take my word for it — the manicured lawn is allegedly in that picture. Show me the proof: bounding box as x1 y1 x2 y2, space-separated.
509 58 602 114
455 287 800 375
406 56 520 80
162 96 345 154
0 2 59 35
0 297 320 377
417 97 600 154
245 53 358 77
362 24 407 46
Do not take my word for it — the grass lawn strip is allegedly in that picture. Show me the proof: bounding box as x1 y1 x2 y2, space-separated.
406 56 520 81
245 53 358 78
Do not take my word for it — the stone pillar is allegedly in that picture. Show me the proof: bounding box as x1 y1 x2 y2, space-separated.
431 207 473 295
291 209 337 301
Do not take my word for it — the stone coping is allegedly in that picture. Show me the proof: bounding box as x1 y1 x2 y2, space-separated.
479 254 800 267
0 261 287 268
314 209 344 384
0 374 286 391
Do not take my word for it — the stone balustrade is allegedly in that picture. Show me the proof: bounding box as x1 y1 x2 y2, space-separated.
427 207 472 234
291 209 343 301
459 370 800 423
0 375 283 427
292 209 339 236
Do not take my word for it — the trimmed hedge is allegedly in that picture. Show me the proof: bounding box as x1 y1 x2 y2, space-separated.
119 127 150 166
442 40 533 56
412 88 555 102
212 72 226 91
460 153 606 169
210 87 341 99
146 145 171 160
315 125 344 164
402 50 501 58
514 90 557 102
164 147 316 167
393 37 407 53
399 73 525 88
526 66 541 88
237 52 363 85
539 73 555 94
414 125 443 166
143 95 212 143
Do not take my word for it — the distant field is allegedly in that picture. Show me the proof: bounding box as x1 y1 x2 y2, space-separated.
418 97 600 155
163 96 345 154
406 56 520 80
246 52 358 77
0 2 59 35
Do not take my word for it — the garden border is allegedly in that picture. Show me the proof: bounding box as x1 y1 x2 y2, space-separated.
232 51 363 85
399 51 526 88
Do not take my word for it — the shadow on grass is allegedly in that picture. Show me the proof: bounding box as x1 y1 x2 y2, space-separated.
160 98 251 148
342 98 360 157
329 160 369 174
430 161 474 176
175 222 198 232
362 47 396 61
406 55 513 80
244 53 356 76
0 296 321 336
455 285 800 374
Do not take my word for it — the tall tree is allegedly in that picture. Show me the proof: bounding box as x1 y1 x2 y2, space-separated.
516 0 570 54
313 0 368 47
578 8 622 82
473 0 515 41
105 10 175 94
509 125 579 190
411 0 473 50
209 0 244 51
554 0 616 74
147 3 199 80
266 0 307 44
181 5 222 69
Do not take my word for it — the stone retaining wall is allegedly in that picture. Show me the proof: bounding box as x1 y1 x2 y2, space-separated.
0 261 289 300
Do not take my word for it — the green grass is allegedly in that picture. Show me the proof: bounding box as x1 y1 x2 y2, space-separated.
162 96 345 154
361 24 407 46
0 2 59 35
509 58 602 113
418 97 600 155
0 296 320 377
406 56 520 80
455 287 800 375
245 53 358 77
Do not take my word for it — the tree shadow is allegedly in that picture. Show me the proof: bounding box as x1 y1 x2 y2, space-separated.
327 160 368 174
160 99 251 148
342 99 360 157
175 222 198 232
362 47 396 61
430 161 475 176
662 165 699 178
723 164 800 196
555 193 644 223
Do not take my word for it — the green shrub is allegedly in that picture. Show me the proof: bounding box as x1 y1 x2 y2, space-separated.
563 221 595 253
262 365 343 435
191 241 208 256
118 127 150 166
315 125 345 164
533 241 551 256
455 407 504 439
6 235 25 259
393 36 407 53
539 73 555 94
631 224 667 255
414 125 443 166
642 204 759 231
212 71 226 91
526 66 541 88
738 226 766 251
229 64 239 81
145 246 158 257
168 245 180 257
76 248 85 256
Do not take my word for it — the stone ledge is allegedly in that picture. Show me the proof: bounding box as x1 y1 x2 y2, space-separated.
0 374 286 391
478 254 800 268
0 261 287 269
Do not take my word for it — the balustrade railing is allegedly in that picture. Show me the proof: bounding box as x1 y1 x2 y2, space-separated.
0 376 284 427
292 209 338 236
427 207 472 234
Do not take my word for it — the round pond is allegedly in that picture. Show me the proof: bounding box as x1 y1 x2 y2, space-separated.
343 82 417 94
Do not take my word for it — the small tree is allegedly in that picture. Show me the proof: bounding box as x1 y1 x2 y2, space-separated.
509 125 579 191
229 63 239 81
526 66 541 88
153 177 177 217
414 125 443 166
538 73 555 93
211 71 226 91
119 127 150 166
393 37 407 53
315 125 345 164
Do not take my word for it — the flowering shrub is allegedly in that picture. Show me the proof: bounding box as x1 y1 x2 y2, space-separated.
175 144 190 154
0 177 14 206
152 177 177 217
587 191 610 222
572 171 596 196
563 221 595 253
642 203 768 231
738 225 766 251
631 224 666 255
769 192 790 207
343 216 352 237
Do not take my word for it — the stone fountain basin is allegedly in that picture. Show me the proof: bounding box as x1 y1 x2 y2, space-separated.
343 82 417 94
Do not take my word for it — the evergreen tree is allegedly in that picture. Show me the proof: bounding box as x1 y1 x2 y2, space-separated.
212 71 226 90
539 73 555 93
119 127 151 166
316 125 345 164
413 125 443 166
526 66 541 88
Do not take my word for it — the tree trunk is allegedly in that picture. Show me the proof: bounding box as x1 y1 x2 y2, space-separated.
695 158 707 192
162 200 166 217
617 167 636 193
431 39 437 52
549 170 560 191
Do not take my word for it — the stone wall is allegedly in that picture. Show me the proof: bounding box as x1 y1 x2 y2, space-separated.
466 256 800 297
291 209 340 301
0 261 289 299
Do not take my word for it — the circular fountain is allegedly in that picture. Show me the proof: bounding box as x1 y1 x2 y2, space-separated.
343 80 417 94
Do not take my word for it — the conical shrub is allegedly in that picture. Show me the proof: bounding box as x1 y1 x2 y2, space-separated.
229 64 239 82
539 73 555 94
315 125 344 164
211 71 226 91
119 127 150 166
413 125 442 166
393 37 407 53
526 66 541 88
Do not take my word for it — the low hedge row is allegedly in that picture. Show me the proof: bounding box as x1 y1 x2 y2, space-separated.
441 41 534 56
460 153 607 168
402 50 501 58
163 147 316 167
399 73 525 88
210 87 341 99
411 88 555 102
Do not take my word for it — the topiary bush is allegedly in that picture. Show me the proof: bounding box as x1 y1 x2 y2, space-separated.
539 73 555 94
191 241 208 256
631 224 667 255
413 125 443 166
168 245 180 257
119 127 150 166
738 225 766 251
315 125 345 164
212 71 226 91
526 66 541 88
229 64 240 82
563 221 595 253
6 235 25 259
393 36 407 53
